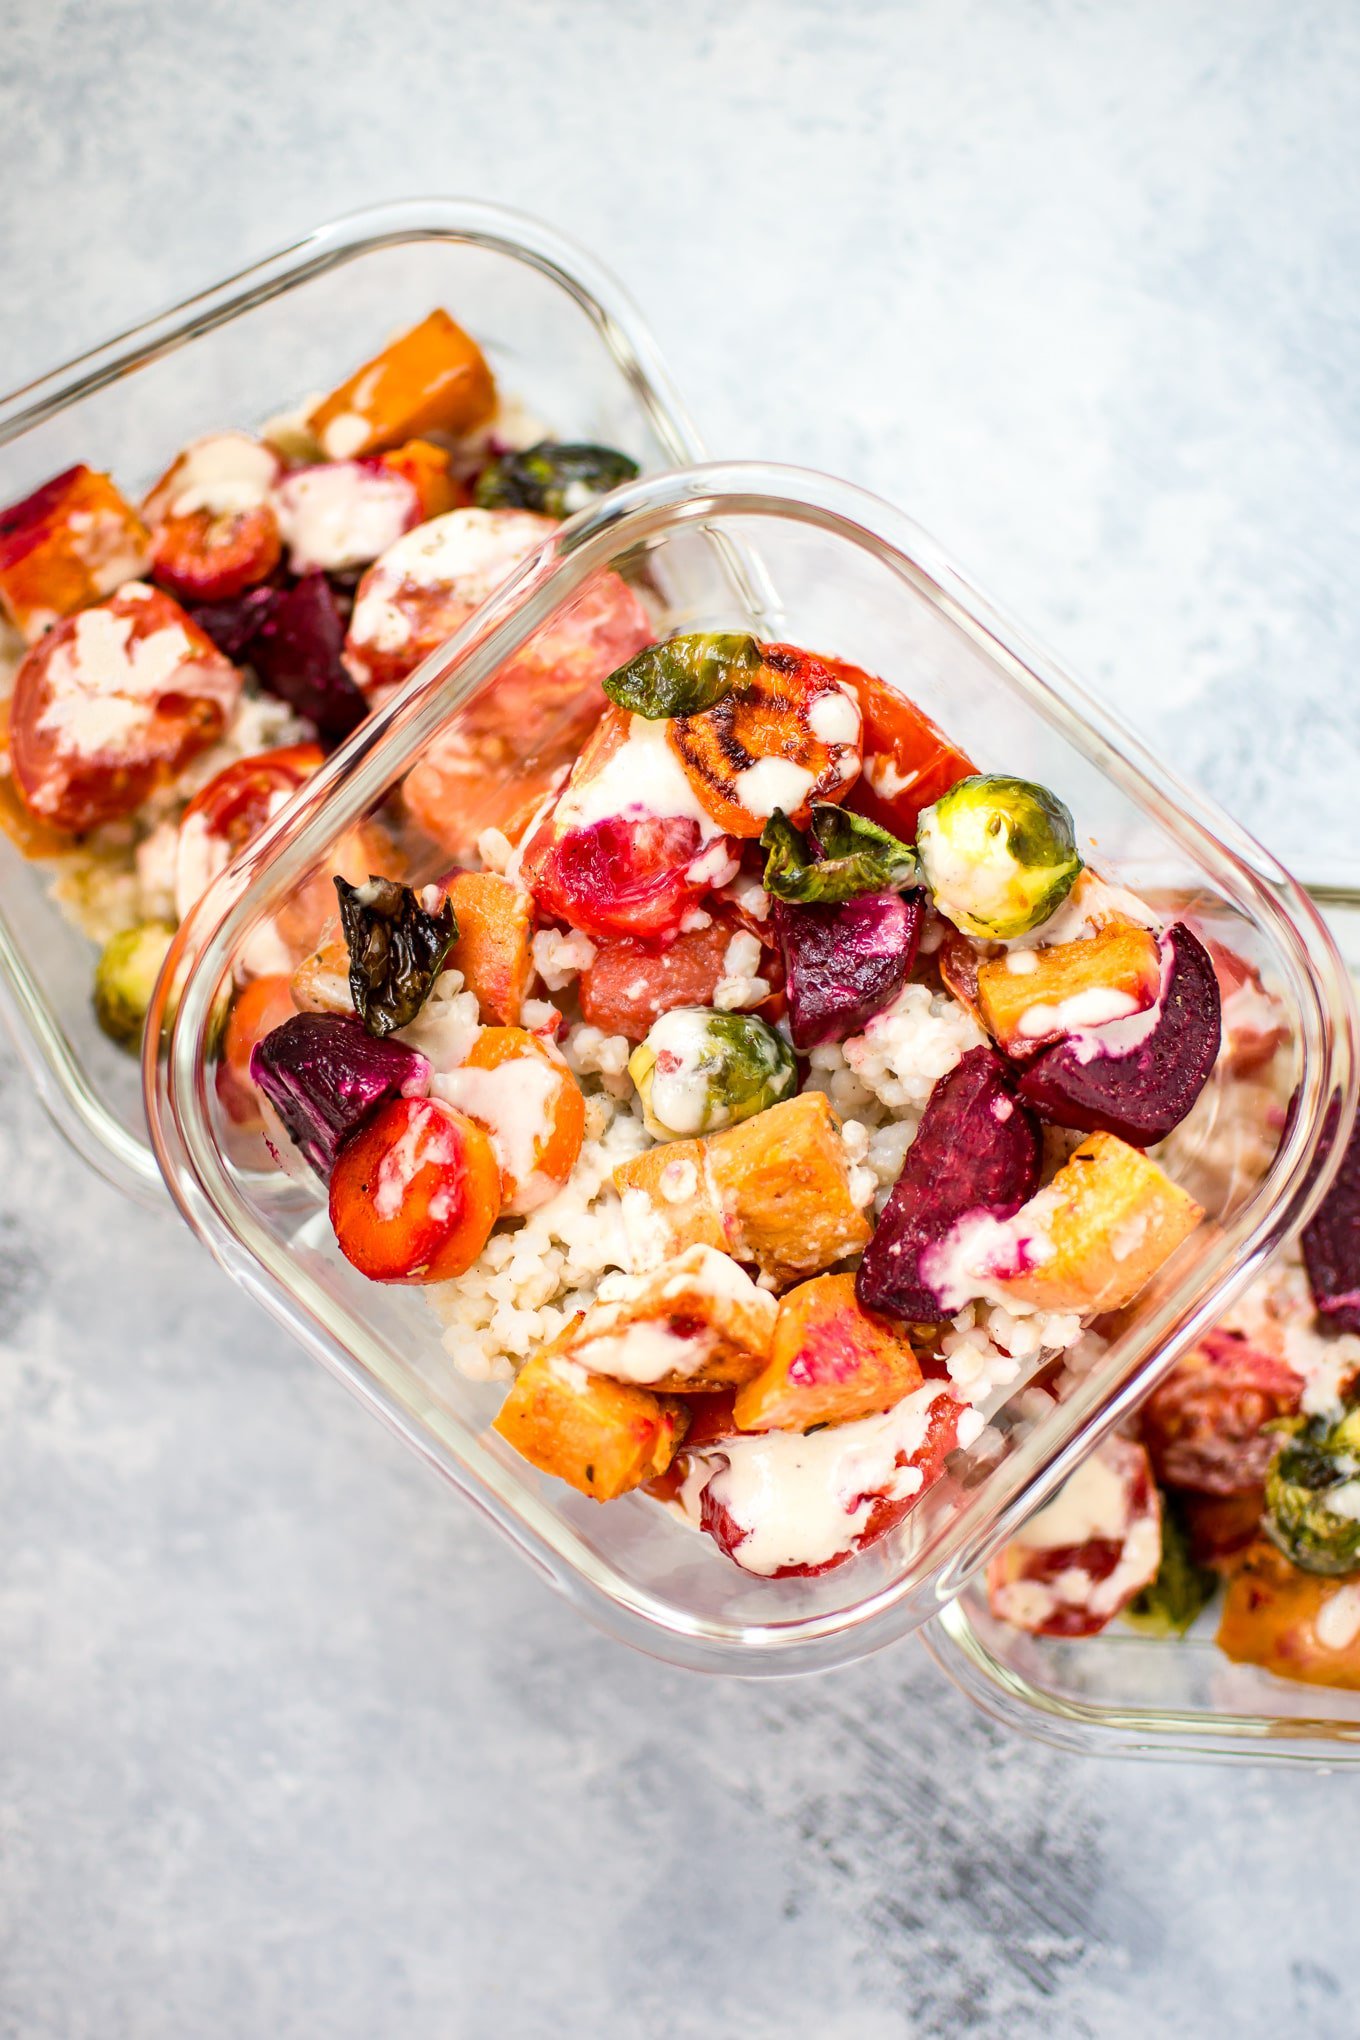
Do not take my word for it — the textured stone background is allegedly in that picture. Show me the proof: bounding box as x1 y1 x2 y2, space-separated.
4 3 1360 2035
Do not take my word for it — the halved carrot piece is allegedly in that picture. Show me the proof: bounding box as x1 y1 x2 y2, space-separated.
666 642 863 839
329 1096 501 1283
443 871 534 1025
435 1025 584 1215
220 973 296 1127
308 310 496 460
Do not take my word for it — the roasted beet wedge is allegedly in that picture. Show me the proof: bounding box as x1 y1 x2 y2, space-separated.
776 891 922 1049
856 1045 1042 1321
1302 1112 1360 1334
1015 922 1221 1149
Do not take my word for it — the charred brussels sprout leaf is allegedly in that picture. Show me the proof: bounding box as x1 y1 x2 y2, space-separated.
760 802 918 904
93 920 176 1050
336 876 456 1038
474 441 639 519
1264 1398 1360 1576
917 773 1082 939
1123 1498 1217 1636
603 632 763 720
628 1007 796 1140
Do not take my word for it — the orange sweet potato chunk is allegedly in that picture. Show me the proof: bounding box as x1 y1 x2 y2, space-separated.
309 310 496 459
0 466 151 643
492 1336 688 1500
976 925 1162 1054
444 871 533 1025
1217 1539 1360 1691
733 1272 923 1431
565 1245 776 1393
1002 1131 1203 1316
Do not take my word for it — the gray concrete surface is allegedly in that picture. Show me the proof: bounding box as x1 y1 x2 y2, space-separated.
3 3 1360 2034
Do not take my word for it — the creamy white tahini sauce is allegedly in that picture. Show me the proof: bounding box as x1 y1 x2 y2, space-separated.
432 1057 560 1213
271 462 418 574
149 432 279 520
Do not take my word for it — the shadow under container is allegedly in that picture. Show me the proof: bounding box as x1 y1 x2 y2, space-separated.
0 198 704 1206
924 881 1360 1764
146 462 1358 1677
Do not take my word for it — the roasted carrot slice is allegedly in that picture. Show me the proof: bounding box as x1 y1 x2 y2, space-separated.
329 1096 501 1282
220 973 297 1127
665 642 863 839
437 1025 584 1214
443 871 534 1025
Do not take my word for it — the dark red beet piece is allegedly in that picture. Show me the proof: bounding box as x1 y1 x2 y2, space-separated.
188 583 282 660
1302 1111 1360 1334
856 1045 1042 1321
249 1011 430 1178
1015 922 1221 1149
248 572 370 745
775 891 922 1049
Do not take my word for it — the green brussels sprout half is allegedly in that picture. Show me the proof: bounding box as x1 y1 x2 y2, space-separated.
474 441 639 519
93 920 176 1051
1123 1497 1217 1636
628 1007 796 1140
335 876 456 1039
916 773 1082 940
1264 1398 1360 1576
760 802 918 904
603 632 763 720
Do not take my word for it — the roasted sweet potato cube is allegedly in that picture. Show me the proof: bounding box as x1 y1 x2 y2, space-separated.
706 1091 872 1286
733 1272 923 1431
566 1246 776 1393
1002 1130 1203 1315
976 924 1162 1054
443 871 533 1025
492 1337 688 1501
614 1140 728 1264
0 466 150 642
308 310 496 460
1217 1539 1360 1690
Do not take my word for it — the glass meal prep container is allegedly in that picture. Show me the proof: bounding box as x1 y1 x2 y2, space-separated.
145 461 1358 1677
924 878 1360 1764
0 198 705 1207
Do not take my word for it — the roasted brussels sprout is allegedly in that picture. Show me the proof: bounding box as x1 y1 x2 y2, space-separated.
603 631 763 720
93 920 176 1050
627 1007 796 1140
474 441 639 519
761 802 917 904
335 876 456 1038
1123 1497 1217 1636
916 773 1082 940
1264 1398 1360 1576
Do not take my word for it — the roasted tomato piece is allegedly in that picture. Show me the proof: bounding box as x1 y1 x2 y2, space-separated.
434 1026 585 1215
9 583 242 833
985 1436 1162 1638
579 916 762 1041
308 309 496 461
174 743 325 921
666 642 862 839
841 666 975 841
696 1387 962 1578
143 433 283 601
329 1096 502 1282
1140 1329 1302 1496
0 465 151 643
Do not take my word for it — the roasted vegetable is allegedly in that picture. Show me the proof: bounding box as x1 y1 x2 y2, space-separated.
335 876 456 1038
732 1272 924 1432
1002 1131 1204 1316
1264 1396 1360 1576
1302 1111 1360 1335
93 921 175 1049
775 889 922 1049
308 308 496 460
442 872 534 1026
917 773 1081 940
493 1338 688 1501
1016 923 1221 1148
602 631 762 720
628 1007 795 1140
1123 1497 1218 1636
760 803 917 904
435 1026 585 1215
974 923 1162 1056
475 440 640 519
560 1245 777 1393
1218 1537 1360 1689
249 1010 431 1177
329 1095 501 1281
0 465 150 644
247 572 370 745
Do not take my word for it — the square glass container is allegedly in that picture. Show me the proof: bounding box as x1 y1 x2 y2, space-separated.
924 880 1360 1763
145 463 1358 1676
0 199 706 1206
